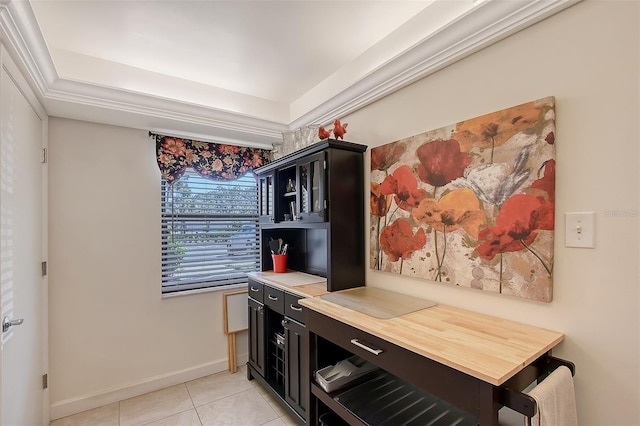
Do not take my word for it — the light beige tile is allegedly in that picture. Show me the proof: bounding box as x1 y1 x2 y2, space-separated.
120 384 194 426
50 402 119 426
261 418 286 426
186 370 253 407
278 412 301 426
250 378 270 397
196 388 278 426
143 409 202 426
250 383 302 424
260 391 288 418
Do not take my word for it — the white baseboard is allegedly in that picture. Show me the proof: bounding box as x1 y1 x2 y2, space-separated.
50 352 249 420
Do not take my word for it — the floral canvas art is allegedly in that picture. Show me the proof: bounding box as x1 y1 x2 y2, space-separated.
370 97 556 302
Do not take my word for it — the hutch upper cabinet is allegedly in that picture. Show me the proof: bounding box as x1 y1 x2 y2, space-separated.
253 139 367 292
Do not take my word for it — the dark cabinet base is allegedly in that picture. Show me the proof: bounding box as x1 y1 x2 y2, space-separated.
248 278 312 424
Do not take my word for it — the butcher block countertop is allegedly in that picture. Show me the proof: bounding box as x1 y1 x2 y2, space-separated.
299 287 564 386
247 271 328 298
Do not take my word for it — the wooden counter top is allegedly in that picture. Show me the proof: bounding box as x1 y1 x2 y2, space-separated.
248 271 328 298
299 289 564 386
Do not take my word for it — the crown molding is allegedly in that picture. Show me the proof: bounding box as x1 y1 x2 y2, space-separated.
0 0 286 147
47 78 288 139
0 0 55 94
1 0 580 146
289 0 581 129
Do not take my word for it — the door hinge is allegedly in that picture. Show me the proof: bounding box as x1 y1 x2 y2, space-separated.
323 160 326 170
41 148 47 164
42 373 48 390
41 261 47 277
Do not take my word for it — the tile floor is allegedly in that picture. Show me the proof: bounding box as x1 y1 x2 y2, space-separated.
49 364 527 426
50 365 298 426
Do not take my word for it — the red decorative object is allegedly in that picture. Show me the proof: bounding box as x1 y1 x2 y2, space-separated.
318 126 332 140
333 119 348 140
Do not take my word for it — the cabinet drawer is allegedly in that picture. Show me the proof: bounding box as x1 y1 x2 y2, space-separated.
306 309 482 417
248 279 264 303
285 292 305 324
320 317 396 368
264 285 284 314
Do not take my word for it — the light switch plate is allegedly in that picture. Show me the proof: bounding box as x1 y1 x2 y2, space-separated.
565 212 595 248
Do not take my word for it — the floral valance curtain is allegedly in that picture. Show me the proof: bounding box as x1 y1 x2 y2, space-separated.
152 132 272 183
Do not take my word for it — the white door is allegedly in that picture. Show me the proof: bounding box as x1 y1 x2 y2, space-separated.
0 45 48 425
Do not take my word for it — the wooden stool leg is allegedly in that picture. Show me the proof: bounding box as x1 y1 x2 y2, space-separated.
228 333 237 373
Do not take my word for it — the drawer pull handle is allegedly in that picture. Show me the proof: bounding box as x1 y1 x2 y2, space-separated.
250 286 260 292
268 295 279 301
289 304 303 312
350 339 383 355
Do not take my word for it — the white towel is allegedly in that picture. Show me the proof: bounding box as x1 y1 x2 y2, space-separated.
526 365 578 426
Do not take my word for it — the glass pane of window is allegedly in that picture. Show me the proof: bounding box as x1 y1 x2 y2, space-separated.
161 170 259 294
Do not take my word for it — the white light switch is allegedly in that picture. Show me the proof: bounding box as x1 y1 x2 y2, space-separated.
565 212 595 248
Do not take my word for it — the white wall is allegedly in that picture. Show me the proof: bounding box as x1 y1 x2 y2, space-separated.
345 1 639 424
47 1 638 424
47 119 248 418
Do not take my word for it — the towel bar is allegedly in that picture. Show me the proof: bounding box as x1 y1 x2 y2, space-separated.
498 352 575 418
539 354 575 380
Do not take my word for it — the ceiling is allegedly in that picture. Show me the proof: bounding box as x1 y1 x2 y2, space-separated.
0 0 577 148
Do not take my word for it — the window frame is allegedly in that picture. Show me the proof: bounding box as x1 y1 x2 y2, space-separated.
160 169 261 295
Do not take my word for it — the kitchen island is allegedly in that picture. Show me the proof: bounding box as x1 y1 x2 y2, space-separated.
300 287 569 425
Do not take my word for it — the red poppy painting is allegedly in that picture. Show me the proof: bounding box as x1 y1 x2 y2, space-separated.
370 97 556 302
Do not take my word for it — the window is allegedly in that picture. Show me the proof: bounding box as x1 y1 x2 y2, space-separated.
161 169 260 294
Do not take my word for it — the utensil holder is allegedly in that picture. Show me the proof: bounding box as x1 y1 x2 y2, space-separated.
272 254 288 273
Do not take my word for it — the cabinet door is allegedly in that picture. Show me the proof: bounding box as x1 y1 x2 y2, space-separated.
248 298 266 377
296 152 326 222
258 172 276 223
284 318 307 418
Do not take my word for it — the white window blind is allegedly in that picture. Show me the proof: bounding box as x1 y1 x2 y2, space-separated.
161 169 260 294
